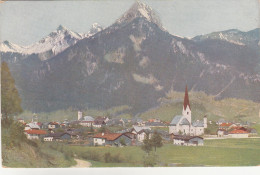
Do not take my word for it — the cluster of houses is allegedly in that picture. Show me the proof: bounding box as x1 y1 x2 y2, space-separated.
18 86 258 147
216 120 257 138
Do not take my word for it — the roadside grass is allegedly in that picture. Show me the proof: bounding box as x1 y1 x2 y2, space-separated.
2 141 76 168
63 138 260 167
89 160 143 167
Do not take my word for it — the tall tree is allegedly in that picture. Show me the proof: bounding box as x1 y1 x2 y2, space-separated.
1 62 23 124
151 130 163 152
141 133 152 154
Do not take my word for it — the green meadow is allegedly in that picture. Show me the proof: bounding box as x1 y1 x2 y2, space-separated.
61 138 260 167
3 137 260 167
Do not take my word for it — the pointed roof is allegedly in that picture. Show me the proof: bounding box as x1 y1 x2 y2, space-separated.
183 85 191 110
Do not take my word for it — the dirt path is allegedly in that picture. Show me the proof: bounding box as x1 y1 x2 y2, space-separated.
71 159 92 168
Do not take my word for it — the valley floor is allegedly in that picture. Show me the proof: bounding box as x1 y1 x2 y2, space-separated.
2 138 260 167
64 138 260 167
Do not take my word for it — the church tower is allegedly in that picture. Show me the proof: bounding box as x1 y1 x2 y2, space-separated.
182 85 191 123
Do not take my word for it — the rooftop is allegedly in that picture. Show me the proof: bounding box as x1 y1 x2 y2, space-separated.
170 115 183 126
174 135 203 141
229 129 249 134
133 126 151 133
93 133 128 141
25 130 47 135
220 123 233 127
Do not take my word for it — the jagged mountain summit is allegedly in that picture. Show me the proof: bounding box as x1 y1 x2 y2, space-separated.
115 1 163 29
0 23 104 57
26 25 83 55
84 23 104 37
0 25 83 55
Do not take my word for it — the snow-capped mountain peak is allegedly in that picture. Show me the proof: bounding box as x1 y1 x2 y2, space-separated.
0 24 105 56
0 40 25 53
85 23 103 37
56 25 67 31
26 25 84 55
116 1 162 28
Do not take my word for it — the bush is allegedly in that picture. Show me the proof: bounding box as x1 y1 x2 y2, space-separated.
104 152 112 163
64 150 74 160
111 153 123 163
2 121 27 148
119 138 126 146
143 154 158 167
81 151 101 161
103 152 124 163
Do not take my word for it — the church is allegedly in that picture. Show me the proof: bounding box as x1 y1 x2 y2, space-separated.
169 86 207 136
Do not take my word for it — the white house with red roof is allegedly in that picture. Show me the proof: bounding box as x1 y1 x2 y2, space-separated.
131 126 151 142
219 123 237 131
24 122 40 131
48 122 60 129
93 132 132 146
25 129 47 140
228 129 249 138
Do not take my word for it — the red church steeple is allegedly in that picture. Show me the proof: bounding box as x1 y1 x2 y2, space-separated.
183 85 190 110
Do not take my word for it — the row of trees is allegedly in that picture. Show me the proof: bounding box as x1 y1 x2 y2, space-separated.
1 62 27 149
1 61 23 126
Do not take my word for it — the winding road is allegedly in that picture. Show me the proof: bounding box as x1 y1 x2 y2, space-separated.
71 159 92 168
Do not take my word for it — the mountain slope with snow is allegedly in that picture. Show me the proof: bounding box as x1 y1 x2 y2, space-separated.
193 28 260 47
0 23 104 57
0 41 26 53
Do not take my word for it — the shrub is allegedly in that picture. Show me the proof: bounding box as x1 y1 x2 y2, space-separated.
119 138 126 146
103 152 124 163
104 152 112 163
143 154 158 167
81 151 101 161
111 153 123 163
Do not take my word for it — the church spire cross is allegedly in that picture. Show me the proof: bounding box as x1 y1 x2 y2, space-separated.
183 85 191 110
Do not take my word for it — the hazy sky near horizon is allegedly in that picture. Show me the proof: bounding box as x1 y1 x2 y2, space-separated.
0 0 259 46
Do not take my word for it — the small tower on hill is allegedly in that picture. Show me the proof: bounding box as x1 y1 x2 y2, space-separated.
78 111 82 120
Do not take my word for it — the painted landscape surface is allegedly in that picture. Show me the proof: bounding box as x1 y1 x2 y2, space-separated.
1 0 260 168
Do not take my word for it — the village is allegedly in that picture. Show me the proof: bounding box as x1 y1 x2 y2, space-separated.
18 86 258 147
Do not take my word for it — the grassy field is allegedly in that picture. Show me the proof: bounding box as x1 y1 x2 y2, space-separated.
2 138 260 167
62 138 260 167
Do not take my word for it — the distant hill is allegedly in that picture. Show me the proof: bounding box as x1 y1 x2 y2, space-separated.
140 90 260 123
193 28 260 48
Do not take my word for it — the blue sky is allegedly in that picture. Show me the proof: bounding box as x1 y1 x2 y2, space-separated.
0 0 259 46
